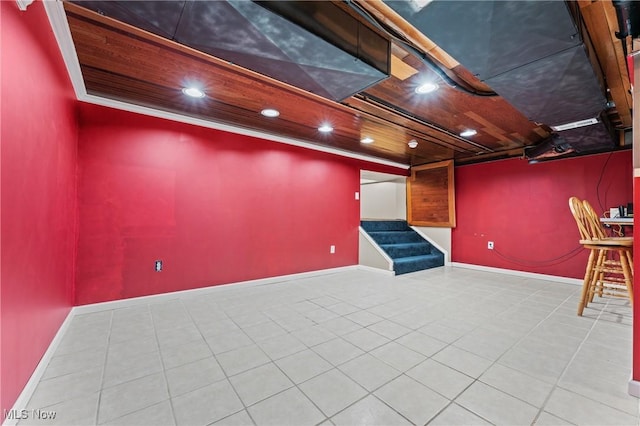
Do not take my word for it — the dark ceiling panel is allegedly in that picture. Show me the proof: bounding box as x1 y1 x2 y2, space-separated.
72 0 391 102
385 0 581 80
73 0 186 40
383 0 612 156
63 0 627 166
558 121 615 153
175 1 287 62
485 45 607 126
256 1 391 74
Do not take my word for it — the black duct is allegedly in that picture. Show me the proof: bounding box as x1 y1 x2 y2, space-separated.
385 0 612 156
73 0 391 102
613 1 640 39
524 115 615 160
612 1 640 59
524 133 574 160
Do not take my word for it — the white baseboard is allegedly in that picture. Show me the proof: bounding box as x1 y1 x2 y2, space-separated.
3 265 359 424
357 265 395 276
72 265 358 314
628 378 640 398
450 262 583 286
0 261 600 423
3 310 75 426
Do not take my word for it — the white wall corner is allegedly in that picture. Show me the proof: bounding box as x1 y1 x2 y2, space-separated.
450 262 583 286
16 0 34 11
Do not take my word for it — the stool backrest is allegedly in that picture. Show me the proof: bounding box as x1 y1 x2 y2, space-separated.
569 196 597 241
582 199 608 240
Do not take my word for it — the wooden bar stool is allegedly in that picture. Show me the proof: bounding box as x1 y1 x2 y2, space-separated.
568 197 633 316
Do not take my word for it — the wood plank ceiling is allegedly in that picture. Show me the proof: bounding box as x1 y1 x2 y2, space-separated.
60 0 631 168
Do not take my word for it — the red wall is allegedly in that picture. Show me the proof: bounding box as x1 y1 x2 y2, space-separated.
1 1 78 414
634 175 640 382
6 0 637 406
453 151 633 278
75 105 405 305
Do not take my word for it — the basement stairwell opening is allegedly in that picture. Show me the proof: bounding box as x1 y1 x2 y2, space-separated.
358 170 446 275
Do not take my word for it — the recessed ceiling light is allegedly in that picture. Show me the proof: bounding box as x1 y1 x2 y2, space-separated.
460 129 477 137
361 136 374 144
408 139 418 148
261 108 280 118
181 87 205 98
318 124 334 133
415 82 439 94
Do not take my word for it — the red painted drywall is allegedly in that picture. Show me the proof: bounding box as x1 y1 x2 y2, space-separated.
452 151 633 278
1 1 78 414
75 104 406 305
634 176 640 382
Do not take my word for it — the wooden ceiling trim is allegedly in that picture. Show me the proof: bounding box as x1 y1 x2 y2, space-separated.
346 95 489 154
352 0 494 96
345 106 468 161
353 93 488 151
532 127 552 138
76 63 411 164
391 53 419 80
362 52 544 149
463 111 516 148
68 14 349 118
61 0 608 166
68 9 440 165
579 0 632 128
353 0 459 69
509 133 526 143
64 2 357 112
602 1 633 126
454 147 527 165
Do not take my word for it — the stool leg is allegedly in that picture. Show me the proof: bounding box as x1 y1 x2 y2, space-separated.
621 249 633 306
578 249 596 316
590 249 607 304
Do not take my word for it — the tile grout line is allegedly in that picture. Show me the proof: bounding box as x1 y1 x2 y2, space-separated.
416 284 583 424
100 303 172 425
222 293 414 425
95 310 115 425
301 292 459 425
531 291 608 424
23 268 635 426
183 298 259 426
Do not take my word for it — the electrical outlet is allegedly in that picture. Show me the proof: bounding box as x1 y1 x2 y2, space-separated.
155 260 163 272
355 191 360 200
487 241 494 250
330 245 336 254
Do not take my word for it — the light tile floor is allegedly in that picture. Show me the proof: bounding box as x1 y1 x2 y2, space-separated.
18 267 640 425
